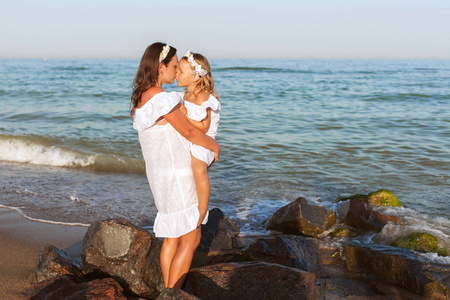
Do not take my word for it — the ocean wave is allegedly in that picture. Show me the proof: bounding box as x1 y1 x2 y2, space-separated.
214 67 312 74
51 66 89 71
363 93 435 101
0 134 144 174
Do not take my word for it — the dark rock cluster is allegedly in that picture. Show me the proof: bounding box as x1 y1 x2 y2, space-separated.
28 189 449 299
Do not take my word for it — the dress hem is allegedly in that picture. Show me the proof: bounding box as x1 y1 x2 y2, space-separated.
153 205 209 238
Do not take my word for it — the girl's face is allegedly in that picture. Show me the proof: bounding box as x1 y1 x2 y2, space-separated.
176 59 197 88
159 55 178 85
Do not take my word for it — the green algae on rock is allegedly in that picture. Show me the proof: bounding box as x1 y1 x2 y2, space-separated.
329 227 355 238
367 189 402 207
391 232 447 256
334 189 402 207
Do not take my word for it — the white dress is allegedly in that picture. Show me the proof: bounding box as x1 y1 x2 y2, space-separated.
180 92 221 166
133 91 207 238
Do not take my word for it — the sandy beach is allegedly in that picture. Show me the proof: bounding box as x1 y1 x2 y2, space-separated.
0 208 87 299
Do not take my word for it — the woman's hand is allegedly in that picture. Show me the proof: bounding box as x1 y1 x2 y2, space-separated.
197 207 208 228
212 146 220 164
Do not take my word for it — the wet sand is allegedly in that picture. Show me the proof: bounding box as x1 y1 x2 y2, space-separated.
0 208 87 299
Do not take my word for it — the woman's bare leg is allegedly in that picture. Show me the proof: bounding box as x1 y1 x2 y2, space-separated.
191 154 210 227
162 155 208 288
160 237 179 288
167 227 201 288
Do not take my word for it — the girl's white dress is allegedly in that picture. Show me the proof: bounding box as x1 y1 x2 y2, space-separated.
180 92 221 166
133 91 207 238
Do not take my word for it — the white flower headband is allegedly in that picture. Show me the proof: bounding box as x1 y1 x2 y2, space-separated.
159 44 170 63
184 51 208 77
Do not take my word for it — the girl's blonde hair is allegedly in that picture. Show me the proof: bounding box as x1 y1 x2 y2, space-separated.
181 53 219 100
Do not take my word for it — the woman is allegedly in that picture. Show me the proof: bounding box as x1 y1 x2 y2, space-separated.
130 42 220 288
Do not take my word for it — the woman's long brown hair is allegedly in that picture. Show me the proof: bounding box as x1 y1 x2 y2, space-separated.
130 42 177 119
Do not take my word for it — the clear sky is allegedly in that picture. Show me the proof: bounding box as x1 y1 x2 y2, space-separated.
1 0 449 59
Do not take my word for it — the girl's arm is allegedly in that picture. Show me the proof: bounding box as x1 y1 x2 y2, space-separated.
187 109 211 133
164 106 219 162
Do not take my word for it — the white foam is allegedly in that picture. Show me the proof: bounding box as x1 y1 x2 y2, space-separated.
419 252 450 265
233 197 291 236
0 204 90 227
368 205 450 261
0 137 96 168
68 195 91 206
9 188 36 196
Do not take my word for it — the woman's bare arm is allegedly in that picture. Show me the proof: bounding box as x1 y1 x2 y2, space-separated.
164 106 219 162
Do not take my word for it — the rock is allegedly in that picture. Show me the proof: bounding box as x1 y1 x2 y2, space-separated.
318 248 344 267
208 249 256 265
335 193 368 203
27 275 74 298
343 196 402 232
35 245 83 283
245 235 327 277
265 197 336 237
344 243 450 297
391 232 445 255
336 189 402 207
185 261 316 300
318 277 377 297
338 190 403 231
192 208 241 267
199 208 240 251
156 287 200 299
367 189 402 207
29 277 126 300
82 218 164 299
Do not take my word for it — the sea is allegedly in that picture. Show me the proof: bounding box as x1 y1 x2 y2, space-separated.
0 58 449 263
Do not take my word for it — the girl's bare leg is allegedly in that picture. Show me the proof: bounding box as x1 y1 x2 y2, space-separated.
160 237 180 288
191 154 210 227
167 227 201 288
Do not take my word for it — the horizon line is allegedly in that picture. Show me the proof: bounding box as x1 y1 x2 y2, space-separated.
1 56 450 60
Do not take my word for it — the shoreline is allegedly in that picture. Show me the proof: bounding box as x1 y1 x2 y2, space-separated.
0 207 87 299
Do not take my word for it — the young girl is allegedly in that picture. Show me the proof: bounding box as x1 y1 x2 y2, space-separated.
131 43 220 289
176 51 221 228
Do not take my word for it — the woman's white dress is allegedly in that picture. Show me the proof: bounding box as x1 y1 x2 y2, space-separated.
133 91 207 238
180 92 221 166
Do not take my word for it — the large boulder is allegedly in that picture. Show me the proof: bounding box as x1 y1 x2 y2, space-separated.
81 218 164 299
336 189 402 207
265 197 336 237
245 235 327 277
199 208 240 251
192 208 241 267
29 277 126 300
342 194 402 232
344 243 450 298
35 245 83 283
185 261 316 300
318 277 377 298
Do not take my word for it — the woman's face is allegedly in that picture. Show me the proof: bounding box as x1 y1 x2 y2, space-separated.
160 55 178 84
176 59 197 88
